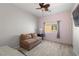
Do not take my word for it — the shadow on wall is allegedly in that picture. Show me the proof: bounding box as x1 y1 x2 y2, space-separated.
8 35 20 48
2 35 20 48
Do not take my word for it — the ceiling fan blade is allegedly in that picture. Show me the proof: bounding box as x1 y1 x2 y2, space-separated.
36 3 51 12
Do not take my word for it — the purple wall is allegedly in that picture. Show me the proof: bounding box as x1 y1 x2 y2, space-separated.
38 11 72 45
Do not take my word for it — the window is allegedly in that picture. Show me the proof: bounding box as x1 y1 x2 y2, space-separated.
45 22 57 33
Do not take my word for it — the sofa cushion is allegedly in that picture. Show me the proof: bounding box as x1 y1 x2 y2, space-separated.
20 34 32 40
36 37 42 40
24 39 37 44
31 33 37 38
26 34 32 39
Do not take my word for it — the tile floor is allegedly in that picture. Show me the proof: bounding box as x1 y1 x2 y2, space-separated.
19 40 76 56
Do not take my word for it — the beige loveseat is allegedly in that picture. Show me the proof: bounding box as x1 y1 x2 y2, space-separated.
20 33 42 50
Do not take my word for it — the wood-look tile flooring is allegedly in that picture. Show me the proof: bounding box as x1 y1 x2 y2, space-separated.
19 40 76 56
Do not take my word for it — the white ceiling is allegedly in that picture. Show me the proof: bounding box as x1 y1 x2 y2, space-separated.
13 3 75 17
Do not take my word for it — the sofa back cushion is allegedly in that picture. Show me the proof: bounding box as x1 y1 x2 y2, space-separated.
20 34 32 40
26 34 32 39
31 33 37 38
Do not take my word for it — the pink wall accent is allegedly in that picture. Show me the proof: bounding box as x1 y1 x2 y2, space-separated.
38 11 72 45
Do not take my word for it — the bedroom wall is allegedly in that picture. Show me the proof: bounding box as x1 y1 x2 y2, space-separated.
0 4 38 48
38 11 73 45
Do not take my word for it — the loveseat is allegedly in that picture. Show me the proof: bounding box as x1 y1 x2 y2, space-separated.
20 33 42 50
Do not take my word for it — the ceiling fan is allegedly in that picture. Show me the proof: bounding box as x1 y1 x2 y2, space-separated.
36 3 50 12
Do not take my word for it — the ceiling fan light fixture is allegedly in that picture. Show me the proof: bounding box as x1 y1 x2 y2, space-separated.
41 8 45 11
36 3 50 12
